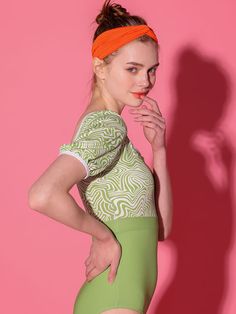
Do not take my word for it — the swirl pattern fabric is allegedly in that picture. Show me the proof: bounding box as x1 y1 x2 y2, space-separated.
59 110 157 222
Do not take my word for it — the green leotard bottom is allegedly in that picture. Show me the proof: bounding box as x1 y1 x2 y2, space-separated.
73 216 158 314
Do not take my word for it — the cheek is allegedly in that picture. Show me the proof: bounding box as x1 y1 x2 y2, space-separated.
108 71 132 91
119 72 134 89
115 71 129 84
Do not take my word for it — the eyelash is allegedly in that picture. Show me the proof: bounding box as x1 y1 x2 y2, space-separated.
126 67 157 74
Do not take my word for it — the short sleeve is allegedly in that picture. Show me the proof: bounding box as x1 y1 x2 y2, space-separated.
58 111 127 179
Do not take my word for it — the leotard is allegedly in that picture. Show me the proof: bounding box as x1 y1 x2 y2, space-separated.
59 110 159 314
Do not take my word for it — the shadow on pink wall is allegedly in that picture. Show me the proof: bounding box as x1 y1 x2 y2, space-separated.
154 47 233 314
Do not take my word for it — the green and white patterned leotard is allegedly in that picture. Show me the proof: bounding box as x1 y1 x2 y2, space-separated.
58 110 158 314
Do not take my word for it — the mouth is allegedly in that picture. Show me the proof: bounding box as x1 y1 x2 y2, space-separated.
131 92 148 99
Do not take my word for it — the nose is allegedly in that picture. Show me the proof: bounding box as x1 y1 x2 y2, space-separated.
137 73 151 89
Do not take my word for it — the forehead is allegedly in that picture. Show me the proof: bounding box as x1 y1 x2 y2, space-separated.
115 40 159 65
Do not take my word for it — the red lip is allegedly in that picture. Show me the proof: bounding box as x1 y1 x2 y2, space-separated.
131 92 148 99
132 92 148 95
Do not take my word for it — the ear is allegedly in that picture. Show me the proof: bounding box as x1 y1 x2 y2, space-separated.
92 57 106 80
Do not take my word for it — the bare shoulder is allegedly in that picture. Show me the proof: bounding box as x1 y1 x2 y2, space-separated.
70 107 98 142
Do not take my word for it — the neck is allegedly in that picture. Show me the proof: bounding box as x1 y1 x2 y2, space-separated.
88 84 123 115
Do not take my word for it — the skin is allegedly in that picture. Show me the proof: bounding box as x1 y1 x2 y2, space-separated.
28 39 173 305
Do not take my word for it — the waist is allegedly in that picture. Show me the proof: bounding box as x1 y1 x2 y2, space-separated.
102 216 158 235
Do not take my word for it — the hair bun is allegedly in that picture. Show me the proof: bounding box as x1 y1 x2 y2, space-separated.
112 4 130 17
96 0 130 25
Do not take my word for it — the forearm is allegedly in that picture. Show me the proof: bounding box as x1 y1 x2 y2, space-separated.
153 148 173 240
29 190 112 241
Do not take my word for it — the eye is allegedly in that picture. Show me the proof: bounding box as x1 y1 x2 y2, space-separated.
126 67 157 75
149 67 157 74
127 67 138 73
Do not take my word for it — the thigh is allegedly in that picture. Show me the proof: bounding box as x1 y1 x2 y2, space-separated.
73 217 158 314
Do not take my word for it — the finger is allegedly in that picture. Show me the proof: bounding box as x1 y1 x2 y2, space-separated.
84 256 92 266
86 267 104 282
141 121 165 130
142 117 166 129
131 107 163 120
108 257 120 284
140 95 162 116
86 263 96 276
134 112 165 123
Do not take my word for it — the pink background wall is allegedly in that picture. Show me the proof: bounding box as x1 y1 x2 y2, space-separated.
1 0 235 313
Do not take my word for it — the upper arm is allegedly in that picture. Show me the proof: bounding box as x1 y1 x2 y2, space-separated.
28 111 127 208
40 153 87 191
28 154 87 209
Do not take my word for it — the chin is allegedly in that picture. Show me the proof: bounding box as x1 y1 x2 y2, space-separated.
135 98 144 105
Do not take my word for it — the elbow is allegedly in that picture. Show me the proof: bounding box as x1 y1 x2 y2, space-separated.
158 227 172 241
164 220 173 240
163 227 172 240
28 185 50 212
158 218 173 241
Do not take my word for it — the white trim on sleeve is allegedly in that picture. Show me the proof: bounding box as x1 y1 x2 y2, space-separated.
58 151 89 179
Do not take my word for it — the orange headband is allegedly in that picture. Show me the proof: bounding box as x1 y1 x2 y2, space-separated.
91 24 158 59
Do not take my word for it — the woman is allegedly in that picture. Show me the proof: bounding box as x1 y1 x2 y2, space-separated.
28 1 173 313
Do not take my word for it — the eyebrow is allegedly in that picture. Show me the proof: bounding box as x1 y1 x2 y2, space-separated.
126 61 160 69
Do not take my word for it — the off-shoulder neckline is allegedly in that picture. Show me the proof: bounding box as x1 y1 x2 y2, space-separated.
72 109 127 142
82 109 123 119
81 109 126 126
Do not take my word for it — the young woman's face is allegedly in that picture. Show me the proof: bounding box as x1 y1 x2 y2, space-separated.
103 40 159 108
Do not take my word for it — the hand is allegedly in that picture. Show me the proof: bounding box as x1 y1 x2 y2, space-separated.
129 95 166 152
84 233 122 284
